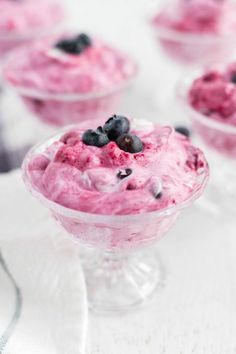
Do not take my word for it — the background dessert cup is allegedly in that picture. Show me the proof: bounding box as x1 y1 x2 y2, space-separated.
177 66 236 215
22 119 209 313
150 22 235 67
3 34 137 127
0 0 65 171
149 0 236 119
5 81 136 127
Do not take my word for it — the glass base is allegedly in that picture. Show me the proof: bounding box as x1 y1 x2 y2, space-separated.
79 246 165 314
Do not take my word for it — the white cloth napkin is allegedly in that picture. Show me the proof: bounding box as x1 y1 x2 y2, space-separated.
0 171 88 354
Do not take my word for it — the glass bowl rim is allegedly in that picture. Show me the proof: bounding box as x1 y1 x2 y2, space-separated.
22 124 209 224
149 19 236 45
177 66 236 134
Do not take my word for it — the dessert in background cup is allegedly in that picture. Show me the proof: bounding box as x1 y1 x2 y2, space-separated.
0 0 65 57
150 0 236 65
3 34 137 127
22 115 209 312
177 63 236 215
178 62 236 158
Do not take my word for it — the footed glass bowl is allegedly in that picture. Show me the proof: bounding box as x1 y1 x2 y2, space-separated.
22 129 209 313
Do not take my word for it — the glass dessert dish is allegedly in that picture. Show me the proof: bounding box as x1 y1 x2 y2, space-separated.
3 33 137 127
4 79 136 127
177 64 236 215
22 116 209 313
149 0 236 119
150 0 236 66
150 19 235 67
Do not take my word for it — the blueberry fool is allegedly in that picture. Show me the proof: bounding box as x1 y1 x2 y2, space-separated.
152 0 236 35
4 33 136 95
27 115 207 215
189 63 236 126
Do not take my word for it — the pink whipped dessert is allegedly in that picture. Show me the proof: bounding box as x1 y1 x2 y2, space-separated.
187 64 236 157
0 0 64 56
4 34 137 126
24 115 208 249
151 0 236 64
27 115 207 215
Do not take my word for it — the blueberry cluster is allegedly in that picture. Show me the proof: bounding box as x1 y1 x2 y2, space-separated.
82 115 143 153
55 33 92 55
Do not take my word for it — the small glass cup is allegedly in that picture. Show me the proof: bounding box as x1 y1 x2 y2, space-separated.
150 22 235 67
149 3 236 120
7 77 137 127
22 127 209 313
177 67 236 215
3 53 138 127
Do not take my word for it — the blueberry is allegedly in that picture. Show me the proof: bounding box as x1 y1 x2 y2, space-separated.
231 74 236 84
103 115 130 141
82 128 109 147
55 38 83 55
175 126 191 138
77 33 92 48
117 168 132 180
55 33 92 55
155 191 162 199
116 134 143 153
